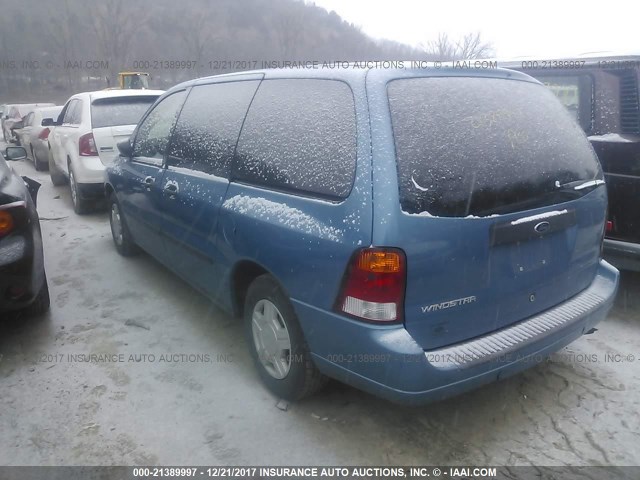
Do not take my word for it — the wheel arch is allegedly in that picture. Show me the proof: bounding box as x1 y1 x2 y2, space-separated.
229 260 289 318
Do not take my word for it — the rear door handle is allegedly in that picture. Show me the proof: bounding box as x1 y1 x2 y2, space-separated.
143 176 154 191
163 182 179 198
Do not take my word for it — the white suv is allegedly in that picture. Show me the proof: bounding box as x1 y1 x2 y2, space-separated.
48 89 163 213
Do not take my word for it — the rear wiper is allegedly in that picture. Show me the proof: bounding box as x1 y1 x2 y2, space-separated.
555 179 605 192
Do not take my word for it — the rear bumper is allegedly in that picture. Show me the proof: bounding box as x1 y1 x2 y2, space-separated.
73 156 106 185
77 182 106 200
295 260 619 405
604 238 640 272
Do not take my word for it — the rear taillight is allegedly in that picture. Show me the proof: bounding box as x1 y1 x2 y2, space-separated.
0 210 14 237
335 247 406 322
0 201 27 238
79 132 98 156
600 219 612 257
38 127 50 140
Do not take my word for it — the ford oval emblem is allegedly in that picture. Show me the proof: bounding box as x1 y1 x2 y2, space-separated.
534 221 551 233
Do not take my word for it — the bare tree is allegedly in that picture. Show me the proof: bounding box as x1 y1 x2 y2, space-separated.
47 0 80 90
456 32 493 59
89 0 147 83
274 4 307 58
422 31 493 61
180 11 222 77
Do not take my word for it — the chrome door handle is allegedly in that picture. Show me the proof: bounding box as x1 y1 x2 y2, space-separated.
143 176 154 191
163 182 179 198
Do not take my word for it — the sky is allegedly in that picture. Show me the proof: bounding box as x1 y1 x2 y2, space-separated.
312 0 640 58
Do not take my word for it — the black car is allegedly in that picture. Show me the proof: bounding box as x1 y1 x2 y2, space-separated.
0 146 49 316
507 54 640 271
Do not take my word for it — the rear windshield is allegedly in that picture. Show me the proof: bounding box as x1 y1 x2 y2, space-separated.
388 77 603 217
91 96 158 129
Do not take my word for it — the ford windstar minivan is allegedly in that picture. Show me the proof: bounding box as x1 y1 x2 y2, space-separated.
105 66 619 405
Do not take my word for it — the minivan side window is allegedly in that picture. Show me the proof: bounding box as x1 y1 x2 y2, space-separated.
234 79 356 199
167 80 260 177
133 91 187 160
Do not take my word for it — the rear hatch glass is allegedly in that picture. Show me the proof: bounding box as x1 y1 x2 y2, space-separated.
388 77 603 218
91 96 158 129
91 96 158 165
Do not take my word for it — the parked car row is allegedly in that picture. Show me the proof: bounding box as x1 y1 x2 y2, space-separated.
46 89 163 213
1 63 626 405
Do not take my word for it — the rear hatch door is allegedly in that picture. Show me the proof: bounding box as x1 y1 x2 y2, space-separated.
90 95 159 166
374 73 607 350
92 124 136 165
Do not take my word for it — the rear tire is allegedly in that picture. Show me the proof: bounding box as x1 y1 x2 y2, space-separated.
244 274 327 401
33 146 47 171
49 150 66 186
69 166 89 214
109 193 139 256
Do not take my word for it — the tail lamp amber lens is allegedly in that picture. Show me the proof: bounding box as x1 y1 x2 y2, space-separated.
0 210 14 237
356 250 402 273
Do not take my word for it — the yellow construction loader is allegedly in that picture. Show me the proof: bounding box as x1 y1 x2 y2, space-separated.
106 72 150 90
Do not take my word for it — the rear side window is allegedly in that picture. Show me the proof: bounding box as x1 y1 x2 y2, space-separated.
388 77 602 217
234 79 356 199
91 96 158 129
167 80 260 177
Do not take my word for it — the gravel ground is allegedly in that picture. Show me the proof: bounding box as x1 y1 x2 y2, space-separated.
1 148 639 466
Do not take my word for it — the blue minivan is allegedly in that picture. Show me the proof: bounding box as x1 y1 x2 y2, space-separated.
105 66 619 405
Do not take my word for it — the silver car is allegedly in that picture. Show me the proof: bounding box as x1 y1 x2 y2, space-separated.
13 106 63 171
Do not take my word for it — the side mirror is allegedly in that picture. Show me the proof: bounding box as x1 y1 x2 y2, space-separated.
12 121 24 130
4 146 27 161
41 118 55 127
117 139 134 158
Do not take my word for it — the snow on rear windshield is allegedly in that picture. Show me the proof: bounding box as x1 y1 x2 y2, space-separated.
388 77 602 217
91 96 158 129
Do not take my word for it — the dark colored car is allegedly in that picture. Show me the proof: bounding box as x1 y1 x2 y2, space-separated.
105 66 618 405
0 146 50 317
507 54 640 271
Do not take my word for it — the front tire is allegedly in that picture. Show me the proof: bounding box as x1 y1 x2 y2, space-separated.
33 146 47 171
109 193 139 256
244 274 327 401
